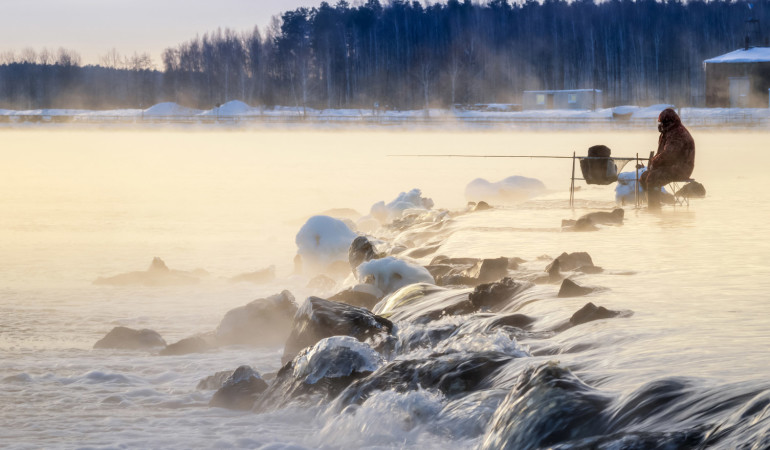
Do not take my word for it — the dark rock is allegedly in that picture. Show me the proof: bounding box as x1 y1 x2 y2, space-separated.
547 259 562 282
328 284 382 310
565 208 624 230
573 217 599 231
93 326 166 350
508 257 526 270
437 274 480 287
93 257 200 286
282 297 393 364
489 314 536 330
229 265 276 284
558 279 595 298
465 257 510 284
474 201 492 211
349 236 378 272
430 256 480 266
257 336 383 411
160 333 216 356
570 302 621 325
336 351 516 407
575 265 604 274
209 365 268 410
469 277 532 310
480 362 612 450
425 264 454 279
676 181 706 198
215 290 297 347
197 370 234 390
546 252 595 272
307 274 336 291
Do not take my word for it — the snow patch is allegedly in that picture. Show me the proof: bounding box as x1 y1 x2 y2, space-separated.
143 102 202 116
465 176 546 204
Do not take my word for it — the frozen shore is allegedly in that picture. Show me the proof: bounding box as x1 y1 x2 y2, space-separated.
1 101 769 129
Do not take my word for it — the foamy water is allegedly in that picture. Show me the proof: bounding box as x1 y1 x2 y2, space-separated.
1 128 769 448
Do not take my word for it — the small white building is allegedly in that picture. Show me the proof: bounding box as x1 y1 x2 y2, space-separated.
522 89 602 110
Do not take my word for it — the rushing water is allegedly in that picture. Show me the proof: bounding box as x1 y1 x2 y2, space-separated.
1 128 769 448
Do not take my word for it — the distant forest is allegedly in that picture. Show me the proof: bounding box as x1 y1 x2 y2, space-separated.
1 0 768 110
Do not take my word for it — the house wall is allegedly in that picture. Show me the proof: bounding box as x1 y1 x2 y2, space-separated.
705 62 770 107
522 90 602 110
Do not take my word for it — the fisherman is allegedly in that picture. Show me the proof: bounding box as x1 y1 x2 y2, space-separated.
641 108 695 209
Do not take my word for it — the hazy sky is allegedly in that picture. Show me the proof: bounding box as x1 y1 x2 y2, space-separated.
0 0 324 66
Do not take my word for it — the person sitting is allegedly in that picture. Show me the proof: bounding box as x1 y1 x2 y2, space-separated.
641 108 695 209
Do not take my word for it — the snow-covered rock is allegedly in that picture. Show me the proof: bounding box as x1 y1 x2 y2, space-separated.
370 189 434 224
465 176 547 204
295 215 358 275
357 256 435 296
293 336 384 385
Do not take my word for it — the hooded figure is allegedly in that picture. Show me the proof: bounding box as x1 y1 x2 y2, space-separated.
641 108 695 208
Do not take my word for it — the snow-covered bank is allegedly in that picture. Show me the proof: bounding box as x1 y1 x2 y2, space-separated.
0 100 768 129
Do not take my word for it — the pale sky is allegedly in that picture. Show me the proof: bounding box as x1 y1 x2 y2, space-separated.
0 0 325 67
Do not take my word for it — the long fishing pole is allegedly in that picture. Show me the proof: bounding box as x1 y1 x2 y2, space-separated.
390 154 638 160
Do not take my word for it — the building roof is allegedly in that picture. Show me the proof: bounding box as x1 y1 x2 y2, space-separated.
704 47 770 64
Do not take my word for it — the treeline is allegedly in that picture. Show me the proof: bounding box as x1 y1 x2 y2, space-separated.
2 0 768 110
0 48 161 109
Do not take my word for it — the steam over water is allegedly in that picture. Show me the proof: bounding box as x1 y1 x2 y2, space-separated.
2 128 770 448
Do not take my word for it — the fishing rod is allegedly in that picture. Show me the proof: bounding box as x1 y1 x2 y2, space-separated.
389 154 639 160
390 152 646 209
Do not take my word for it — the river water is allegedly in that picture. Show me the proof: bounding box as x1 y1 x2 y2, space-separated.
1 128 769 448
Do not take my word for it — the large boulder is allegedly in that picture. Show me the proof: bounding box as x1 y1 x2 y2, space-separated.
282 297 393 364
357 257 435 296
335 351 516 407
215 290 297 347
209 365 268 410
479 362 612 450
257 336 384 411
93 326 166 350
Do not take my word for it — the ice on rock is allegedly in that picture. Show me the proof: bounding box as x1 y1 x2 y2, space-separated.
292 336 384 385
357 257 435 296
295 215 358 274
465 176 546 204
369 188 434 224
